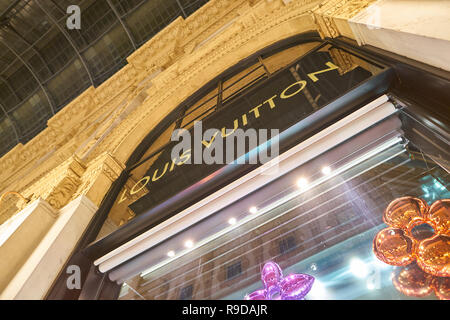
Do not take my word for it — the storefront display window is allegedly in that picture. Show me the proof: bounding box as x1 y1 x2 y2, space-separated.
79 36 449 301
114 111 449 300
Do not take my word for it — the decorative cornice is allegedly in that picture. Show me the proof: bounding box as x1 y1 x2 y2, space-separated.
127 17 185 72
47 87 96 132
70 152 125 206
329 47 357 74
43 156 86 210
0 0 259 192
179 0 248 48
312 0 376 38
94 65 139 109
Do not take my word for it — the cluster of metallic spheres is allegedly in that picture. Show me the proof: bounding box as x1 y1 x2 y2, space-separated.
373 197 449 300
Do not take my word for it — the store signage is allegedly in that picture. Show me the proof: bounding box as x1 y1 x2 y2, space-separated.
121 49 374 215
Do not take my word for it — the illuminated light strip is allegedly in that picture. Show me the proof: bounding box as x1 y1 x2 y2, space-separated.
138 136 403 278
95 95 395 273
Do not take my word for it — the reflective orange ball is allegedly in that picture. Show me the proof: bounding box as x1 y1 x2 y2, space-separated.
416 234 450 277
433 277 450 300
383 197 428 231
429 199 450 236
392 263 434 297
373 228 416 266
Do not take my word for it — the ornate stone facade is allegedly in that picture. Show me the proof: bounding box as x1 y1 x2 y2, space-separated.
0 0 448 300
0 0 447 227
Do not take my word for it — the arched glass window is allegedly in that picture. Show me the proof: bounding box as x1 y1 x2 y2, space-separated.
94 38 388 242
96 40 336 236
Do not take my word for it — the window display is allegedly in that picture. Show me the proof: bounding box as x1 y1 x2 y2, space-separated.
112 109 449 300
80 38 449 302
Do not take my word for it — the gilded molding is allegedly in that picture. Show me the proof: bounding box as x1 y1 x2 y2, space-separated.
47 87 96 133
0 196 22 225
127 17 185 72
0 155 86 222
70 152 125 205
179 0 248 48
94 65 139 109
312 0 376 38
43 156 86 210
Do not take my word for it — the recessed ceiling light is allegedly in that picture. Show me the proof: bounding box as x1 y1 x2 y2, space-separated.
296 177 308 189
167 250 175 257
321 166 331 175
228 217 237 225
184 240 194 248
249 206 258 214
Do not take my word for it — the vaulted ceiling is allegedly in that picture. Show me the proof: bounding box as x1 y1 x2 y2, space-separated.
0 0 209 157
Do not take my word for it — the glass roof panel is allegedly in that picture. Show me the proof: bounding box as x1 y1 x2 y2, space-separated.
0 0 210 157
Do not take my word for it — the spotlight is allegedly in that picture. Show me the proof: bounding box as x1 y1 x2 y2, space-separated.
184 240 194 248
228 217 237 225
167 250 175 257
321 166 331 175
249 206 258 214
296 177 308 189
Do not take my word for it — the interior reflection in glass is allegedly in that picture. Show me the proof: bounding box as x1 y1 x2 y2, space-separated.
117 118 449 300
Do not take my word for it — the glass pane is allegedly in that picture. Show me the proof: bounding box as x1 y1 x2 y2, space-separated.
180 86 218 130
222 61 266 103
262 42 321 74
96 43 385 242
95 122 176 238
117 111 449 300
128 44 383 217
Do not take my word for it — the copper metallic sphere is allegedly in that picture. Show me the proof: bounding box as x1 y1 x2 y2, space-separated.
416 234 450 277
433 277 450 300
373 228 416 266
429 199 450 236
392 263 434 297
383 197 429 231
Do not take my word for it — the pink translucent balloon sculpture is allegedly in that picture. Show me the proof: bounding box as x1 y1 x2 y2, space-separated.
244 261 315 300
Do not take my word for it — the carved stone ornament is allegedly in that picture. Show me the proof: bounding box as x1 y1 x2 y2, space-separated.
0 0 381 223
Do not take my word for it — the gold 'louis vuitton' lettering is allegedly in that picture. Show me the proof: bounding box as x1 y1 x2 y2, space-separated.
118 62 340 205
202 132 219 148
307 62 338 82
280 80 307 99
